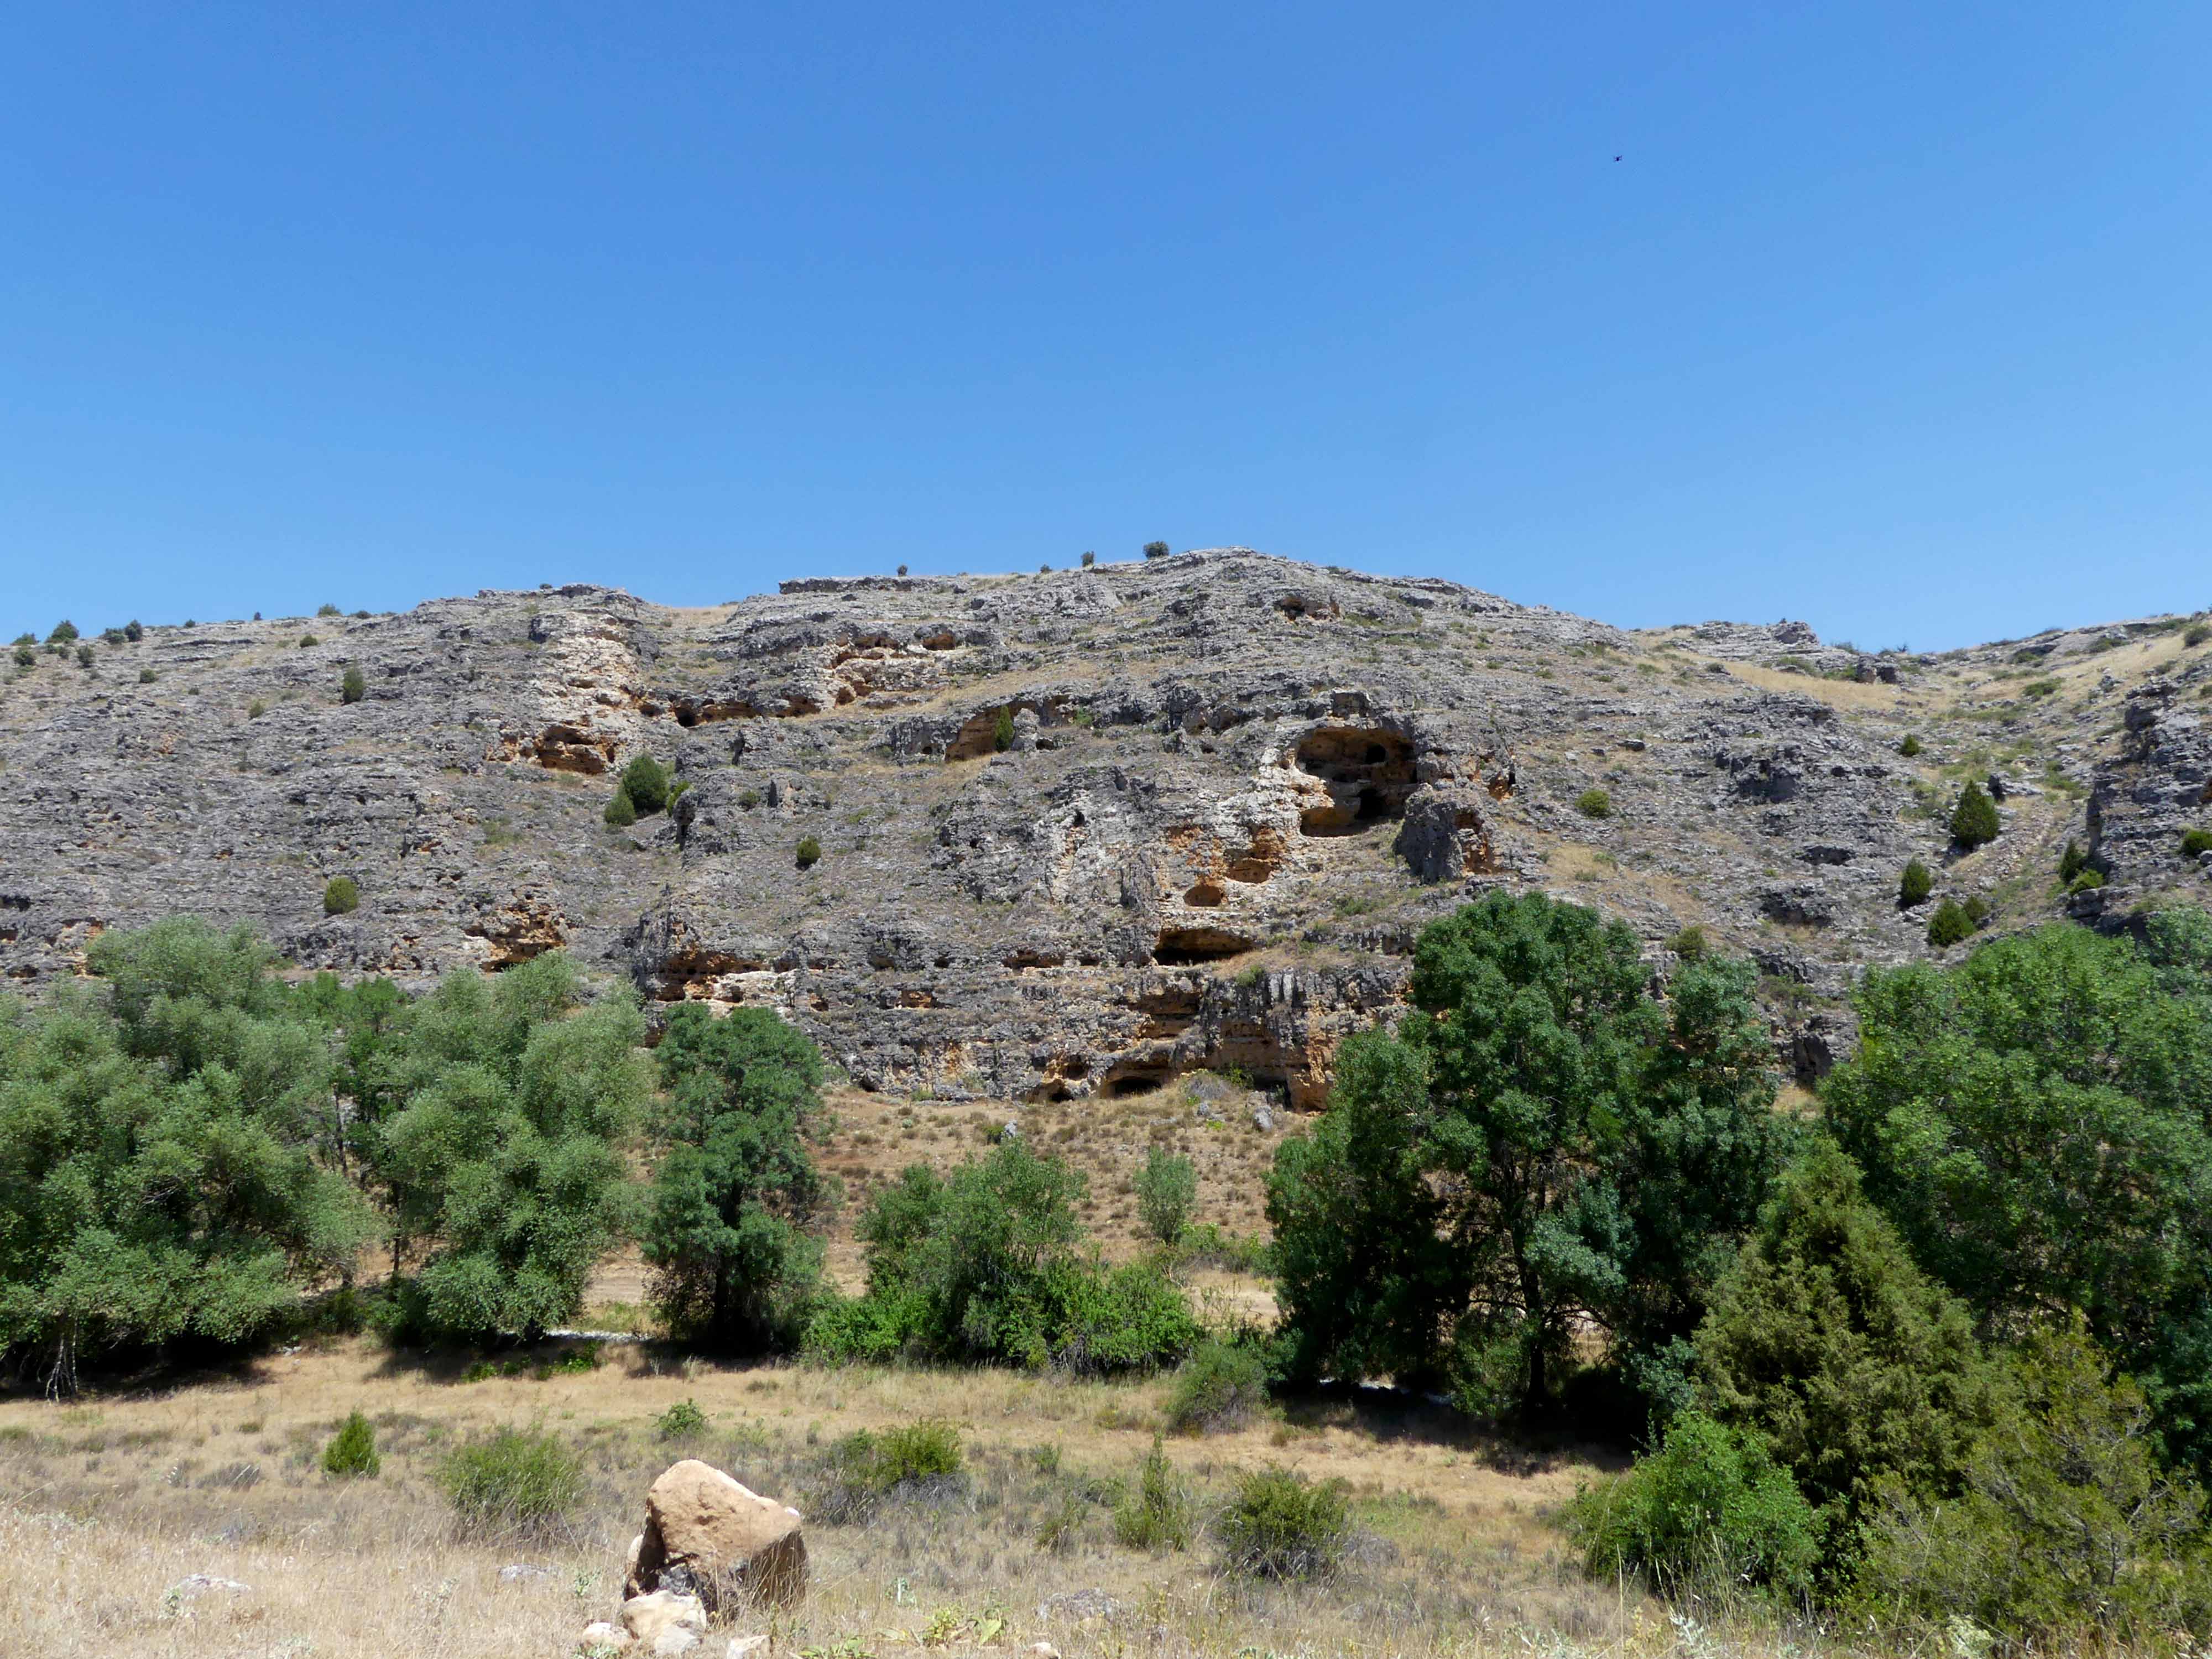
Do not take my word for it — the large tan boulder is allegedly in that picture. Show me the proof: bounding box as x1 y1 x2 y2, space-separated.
624 1460 807 1617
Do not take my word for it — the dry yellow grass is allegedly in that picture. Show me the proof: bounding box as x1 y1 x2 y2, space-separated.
0 1338 1727 1659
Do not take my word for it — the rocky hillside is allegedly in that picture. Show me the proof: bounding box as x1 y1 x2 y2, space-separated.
4 550 2207 1105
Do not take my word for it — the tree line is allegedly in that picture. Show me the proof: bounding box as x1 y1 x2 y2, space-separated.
1267 889 2212 1646
0 916 1198 1394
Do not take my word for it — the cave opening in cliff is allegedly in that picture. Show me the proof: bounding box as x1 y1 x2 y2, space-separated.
1153 926 1254 964
1295 727 1417 835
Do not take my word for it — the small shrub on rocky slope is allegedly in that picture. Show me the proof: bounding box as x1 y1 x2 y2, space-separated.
2183 826 2212 858
1926 897 1975 947
322 875 358 915
619 753 672 814
1575 787 1612 818
603 787 637 827
340 663 366 703
654 1399 709 1442
1949 780 2000 849
1898 858 1933 907
795 834 821 868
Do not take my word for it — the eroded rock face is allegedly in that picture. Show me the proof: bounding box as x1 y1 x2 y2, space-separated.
624 1461 806 1618
2 548 2202 1095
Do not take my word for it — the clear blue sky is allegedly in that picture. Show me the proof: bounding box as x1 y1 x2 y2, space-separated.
4 4 2208 651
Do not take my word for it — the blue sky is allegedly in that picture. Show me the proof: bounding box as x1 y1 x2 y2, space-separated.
4 4 2207 651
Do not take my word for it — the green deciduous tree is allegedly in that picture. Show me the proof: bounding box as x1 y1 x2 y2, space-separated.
1824 920 2212 1474
642 1004 831 1352
373 955 649 1342
1269 891 1792 1417
0 920 373 1391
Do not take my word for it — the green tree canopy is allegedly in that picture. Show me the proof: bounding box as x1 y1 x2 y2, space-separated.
0 921 374 1391
1823 917 2212 1472
1269 891 1793 1417
1695 1140 1994 1559
641 1004 831 1352
373 954 649 1341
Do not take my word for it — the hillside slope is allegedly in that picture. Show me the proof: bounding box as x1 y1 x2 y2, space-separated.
4 549 2207 1103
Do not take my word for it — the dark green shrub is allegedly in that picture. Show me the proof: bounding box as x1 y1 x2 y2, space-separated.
618 754 671 815
655 1399 709 1442
340 664 366 703
9 632 33 646
1575 787 1613 819
795 835 821 868
75 644 94 668
322 876 359 915
138 667 156 683
437 1427 585 1538
1926 898 1975 948
2068 869 2106 894
1081 551 1096 567
896 564 907 576
1962 894 1990 925
1135 1146 1197 1244
322 1410 380 1478
1165 1339 1269 1434
317 603 342 617
2022 676 2061 698
2183 827 2212 858
2059 839 2089 882
1950 781 2000 850
1039 564 1051 573
603 788 637 827
992 708 1015 751
124 620 143 641
2186 623 2209 648
48 620 77 644
1898 859 1933 908
737 788 761 809
1569 1412 1818 1599
299 634 318 648
1143 540 1170 560
1898 734 1923 758
1113 1436 1192 1551
1855 1327 2212 1647
11 644 32 669
1666 925 1709 961
1697 1142 1992 1558
1217 1465 1351 1579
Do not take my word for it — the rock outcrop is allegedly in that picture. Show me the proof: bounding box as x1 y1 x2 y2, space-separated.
2 550 2207 1093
